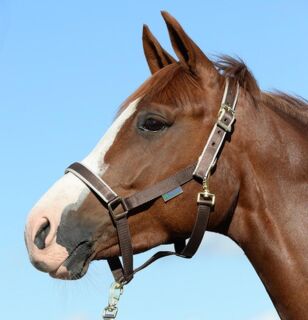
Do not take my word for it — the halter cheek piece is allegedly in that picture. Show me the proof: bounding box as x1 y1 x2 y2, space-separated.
65 77 239 319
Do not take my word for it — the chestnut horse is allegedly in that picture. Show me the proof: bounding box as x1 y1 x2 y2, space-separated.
25 12 308 319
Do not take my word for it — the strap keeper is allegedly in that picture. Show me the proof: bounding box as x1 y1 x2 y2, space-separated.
108 197 128 222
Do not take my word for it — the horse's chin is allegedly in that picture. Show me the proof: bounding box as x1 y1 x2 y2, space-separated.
49 257 92 280
49 241 94 280
49 261 90 280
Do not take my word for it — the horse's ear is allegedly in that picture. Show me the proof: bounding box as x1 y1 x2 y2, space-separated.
142 24 176 74
161 11 216 75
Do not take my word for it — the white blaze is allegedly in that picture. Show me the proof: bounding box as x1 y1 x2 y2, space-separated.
82 97 140 175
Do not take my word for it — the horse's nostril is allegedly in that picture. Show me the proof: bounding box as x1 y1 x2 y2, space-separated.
34 219 51 249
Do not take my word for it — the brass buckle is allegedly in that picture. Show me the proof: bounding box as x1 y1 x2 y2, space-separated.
197 191 215 207
108 197 128 222
197 175 215 207
217 103 235 132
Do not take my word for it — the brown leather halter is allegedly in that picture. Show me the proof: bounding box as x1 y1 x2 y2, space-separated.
65 77 239 317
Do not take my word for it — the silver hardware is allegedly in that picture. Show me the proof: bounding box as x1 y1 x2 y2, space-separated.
218 77 239 132
102 282 124 319
217 103 235 132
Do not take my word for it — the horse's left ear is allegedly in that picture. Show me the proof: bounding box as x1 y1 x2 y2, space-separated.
161 11 216 76
142 24 176 74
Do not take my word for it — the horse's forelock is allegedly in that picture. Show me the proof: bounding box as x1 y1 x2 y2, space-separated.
119 63 204 116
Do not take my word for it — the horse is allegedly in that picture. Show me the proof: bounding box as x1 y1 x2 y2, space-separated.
24 11 308 319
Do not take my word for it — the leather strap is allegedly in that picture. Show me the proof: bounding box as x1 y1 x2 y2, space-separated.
130 202 211 275
124 164 195 210
66 162 118 203
193 78 239 179
180 202 211 257
193 124 227 180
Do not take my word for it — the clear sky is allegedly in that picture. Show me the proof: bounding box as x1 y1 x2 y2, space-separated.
1 1 307 320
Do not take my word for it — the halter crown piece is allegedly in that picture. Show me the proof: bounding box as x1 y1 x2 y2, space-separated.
65 77 240 319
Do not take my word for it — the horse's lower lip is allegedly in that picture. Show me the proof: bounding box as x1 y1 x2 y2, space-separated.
49 264 71 279
49 241 93 280
49 262 90 280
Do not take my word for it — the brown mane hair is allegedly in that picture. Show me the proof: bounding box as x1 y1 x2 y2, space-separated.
215 55 308 127
215 55 260 100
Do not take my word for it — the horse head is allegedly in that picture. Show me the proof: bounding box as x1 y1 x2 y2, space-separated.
25 12 240 280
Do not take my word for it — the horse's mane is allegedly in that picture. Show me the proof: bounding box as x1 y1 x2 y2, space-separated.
215 55 308 127
215 55 260 100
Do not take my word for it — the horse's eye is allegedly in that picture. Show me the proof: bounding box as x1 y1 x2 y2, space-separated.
140 118 166 132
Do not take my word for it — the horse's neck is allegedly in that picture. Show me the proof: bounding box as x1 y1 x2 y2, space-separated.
228 98 308 319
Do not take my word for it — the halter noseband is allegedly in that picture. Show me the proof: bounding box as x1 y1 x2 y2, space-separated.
65 77 239 318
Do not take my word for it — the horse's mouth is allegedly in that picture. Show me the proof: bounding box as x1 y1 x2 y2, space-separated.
49 241 94 280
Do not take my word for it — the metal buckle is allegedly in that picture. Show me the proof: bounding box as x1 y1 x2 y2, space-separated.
197 175 216 207
102 282 124 319
108 197 128 222
197 191 215 207
217 103 235 132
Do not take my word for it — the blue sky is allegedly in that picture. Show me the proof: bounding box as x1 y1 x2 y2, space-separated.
1 1 307 319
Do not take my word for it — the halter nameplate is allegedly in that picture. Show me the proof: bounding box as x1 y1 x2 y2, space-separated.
162 186 183 202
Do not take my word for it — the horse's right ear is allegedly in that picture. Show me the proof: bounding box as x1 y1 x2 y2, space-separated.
161 11 216 76
142 24 176 74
